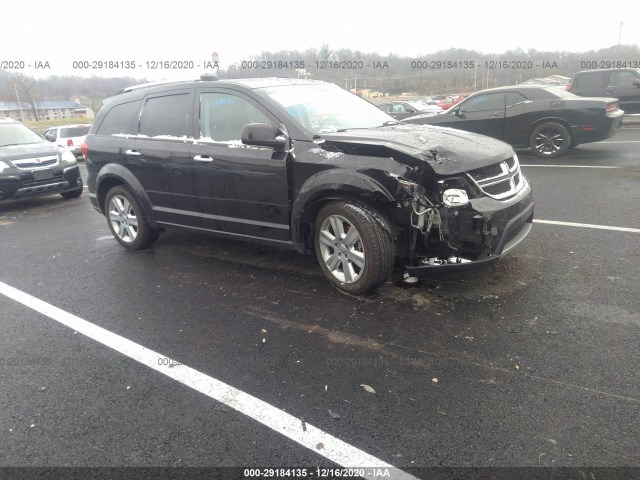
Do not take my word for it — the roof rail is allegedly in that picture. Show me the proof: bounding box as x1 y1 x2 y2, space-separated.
121 79 189 93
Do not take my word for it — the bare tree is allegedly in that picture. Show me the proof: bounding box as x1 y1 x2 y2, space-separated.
12 73 40 121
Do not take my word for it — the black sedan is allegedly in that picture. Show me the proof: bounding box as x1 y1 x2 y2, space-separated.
404 85 624 158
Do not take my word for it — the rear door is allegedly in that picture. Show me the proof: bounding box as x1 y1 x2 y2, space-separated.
190 88 290 242
452 93 506 139
124 90 199 227
605 70 640 114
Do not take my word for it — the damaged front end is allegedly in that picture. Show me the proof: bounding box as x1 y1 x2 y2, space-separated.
392 153 534 276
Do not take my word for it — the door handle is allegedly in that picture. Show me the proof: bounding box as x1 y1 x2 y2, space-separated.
193 155 213 162
125 149 141 156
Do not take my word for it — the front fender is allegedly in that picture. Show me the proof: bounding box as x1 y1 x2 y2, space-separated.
96 164 156 226
290 169 397 251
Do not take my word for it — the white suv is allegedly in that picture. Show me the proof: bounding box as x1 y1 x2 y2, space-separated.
43 124 92 159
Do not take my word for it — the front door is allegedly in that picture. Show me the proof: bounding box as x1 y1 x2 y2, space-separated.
190 89 290 243
452 93 506 139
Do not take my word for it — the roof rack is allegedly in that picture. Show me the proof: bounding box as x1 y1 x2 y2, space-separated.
121 79 188 93
115 74 219 95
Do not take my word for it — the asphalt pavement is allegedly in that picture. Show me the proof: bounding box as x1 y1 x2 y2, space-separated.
1 128 639 477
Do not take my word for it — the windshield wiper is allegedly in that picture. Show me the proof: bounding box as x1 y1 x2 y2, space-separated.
380 120 401 127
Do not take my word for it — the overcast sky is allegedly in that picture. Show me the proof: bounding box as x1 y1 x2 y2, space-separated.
4 0 639 79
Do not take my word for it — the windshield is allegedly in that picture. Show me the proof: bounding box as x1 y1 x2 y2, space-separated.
258 83 394 135
0 123 45 147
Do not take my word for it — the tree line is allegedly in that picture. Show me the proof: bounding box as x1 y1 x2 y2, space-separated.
1 44 638 116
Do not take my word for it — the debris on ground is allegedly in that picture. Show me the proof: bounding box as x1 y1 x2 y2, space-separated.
328 409 340 419
360 384 376 393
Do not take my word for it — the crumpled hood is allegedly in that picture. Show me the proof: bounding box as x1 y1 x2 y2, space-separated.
0 142 59 163
319 124 514 175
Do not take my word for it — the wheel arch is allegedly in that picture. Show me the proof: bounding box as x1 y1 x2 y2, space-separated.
291 171 398 254
528 117 572 137
96 164 157 227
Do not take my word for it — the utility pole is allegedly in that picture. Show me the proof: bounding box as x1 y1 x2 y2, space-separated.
616 22 624 61
13 83 24 121
474 63 478 92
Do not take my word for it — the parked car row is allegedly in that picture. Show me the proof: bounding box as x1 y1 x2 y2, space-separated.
3 67 635 294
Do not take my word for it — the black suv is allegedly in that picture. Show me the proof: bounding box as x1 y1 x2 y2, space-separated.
569 68 640 114
85 77 534 294
0 118 83 201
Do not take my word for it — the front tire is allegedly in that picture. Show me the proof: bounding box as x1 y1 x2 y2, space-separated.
105 185 158 250
530 122 570 158
314 201 394 294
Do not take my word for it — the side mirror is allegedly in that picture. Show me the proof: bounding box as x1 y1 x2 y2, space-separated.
241 123 287 149
44 133 54 142
454 107 465 118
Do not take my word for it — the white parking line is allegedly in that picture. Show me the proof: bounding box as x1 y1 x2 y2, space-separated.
521 165 620 168
599 141 640 143
0 281 417 479
534 219 640 233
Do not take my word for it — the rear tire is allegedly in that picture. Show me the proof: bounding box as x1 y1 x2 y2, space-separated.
529 122 570 158
314 201 394 294
105 185 159 250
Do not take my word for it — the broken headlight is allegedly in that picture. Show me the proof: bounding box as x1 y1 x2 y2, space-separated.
442 188 469 207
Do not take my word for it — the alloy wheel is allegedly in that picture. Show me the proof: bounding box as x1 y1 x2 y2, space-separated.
108 194 139 242
534 126 565 156
318 214 365 283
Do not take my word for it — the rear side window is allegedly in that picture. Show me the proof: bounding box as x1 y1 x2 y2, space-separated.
199 92 270 142
96 101 140 135
576 72 605 89
60 126 90 137
506 92 528 107
608 71 638 87
139 94 191 137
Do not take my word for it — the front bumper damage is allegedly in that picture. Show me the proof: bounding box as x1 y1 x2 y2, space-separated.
405 182 534 276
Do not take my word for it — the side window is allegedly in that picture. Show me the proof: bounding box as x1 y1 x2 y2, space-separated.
139 94 190 137
393 104 405 113
200 92 270 142
96 101 140 136
576 72 605 89
506 92 528 107
608 71 637 87
461 93 505 112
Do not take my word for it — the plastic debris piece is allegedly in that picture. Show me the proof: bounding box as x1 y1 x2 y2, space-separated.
360 384 376 393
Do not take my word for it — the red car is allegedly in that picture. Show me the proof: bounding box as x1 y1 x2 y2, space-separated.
438 95 465 110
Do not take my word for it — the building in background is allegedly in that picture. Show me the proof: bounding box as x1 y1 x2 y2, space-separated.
0 100 94 122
